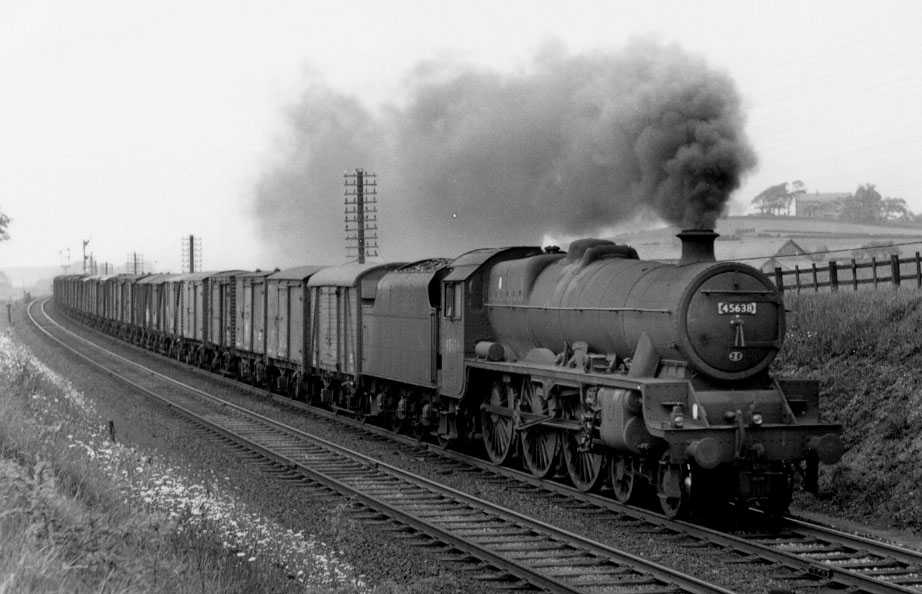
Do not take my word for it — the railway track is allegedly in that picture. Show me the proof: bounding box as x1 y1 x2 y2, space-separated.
269 402 922 593
29 298 730 594
39 299 922 593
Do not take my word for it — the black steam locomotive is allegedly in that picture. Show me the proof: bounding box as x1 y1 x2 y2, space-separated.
54 229 842 518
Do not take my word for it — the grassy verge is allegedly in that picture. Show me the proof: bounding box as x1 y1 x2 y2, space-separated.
0 330 364 593
777 290 922 530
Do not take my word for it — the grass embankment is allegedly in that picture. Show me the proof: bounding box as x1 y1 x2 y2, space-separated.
0 331 364 593
777 290 922 530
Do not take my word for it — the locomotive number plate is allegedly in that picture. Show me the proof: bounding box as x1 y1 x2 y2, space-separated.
717 302 757 315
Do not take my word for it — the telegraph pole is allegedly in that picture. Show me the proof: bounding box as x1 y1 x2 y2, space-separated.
59 248 71 274
125 252 143 274
82 239 90 273
180 235 202 273
344 168 378 263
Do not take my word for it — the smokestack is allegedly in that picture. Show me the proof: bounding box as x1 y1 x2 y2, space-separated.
677 229 718 264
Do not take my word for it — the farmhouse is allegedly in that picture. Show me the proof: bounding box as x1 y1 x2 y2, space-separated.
794 192 850 219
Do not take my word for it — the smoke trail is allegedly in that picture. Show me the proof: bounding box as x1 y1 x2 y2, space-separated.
252 40 756 264
253 86 380 264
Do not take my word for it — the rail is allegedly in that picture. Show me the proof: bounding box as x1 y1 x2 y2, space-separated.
29 298 728 594
44 297 922 594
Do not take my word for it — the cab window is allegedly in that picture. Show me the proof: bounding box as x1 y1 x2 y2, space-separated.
443 282 463 320
444 284 455 318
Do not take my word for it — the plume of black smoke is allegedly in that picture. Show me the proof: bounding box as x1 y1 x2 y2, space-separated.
253 40 756 264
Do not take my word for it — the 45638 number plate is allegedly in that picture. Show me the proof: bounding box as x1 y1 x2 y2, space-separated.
718 302 757 315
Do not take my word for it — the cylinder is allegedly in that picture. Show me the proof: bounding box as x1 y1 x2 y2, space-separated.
598 388 652 453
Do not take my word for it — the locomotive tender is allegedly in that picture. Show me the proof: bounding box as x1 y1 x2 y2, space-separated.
53 229 842 518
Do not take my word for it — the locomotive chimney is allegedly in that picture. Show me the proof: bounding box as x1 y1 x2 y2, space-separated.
677 229 718 264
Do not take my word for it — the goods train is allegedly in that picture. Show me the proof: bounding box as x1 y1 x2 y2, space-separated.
53 229 843 519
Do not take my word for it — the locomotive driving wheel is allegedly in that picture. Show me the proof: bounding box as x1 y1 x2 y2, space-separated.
481 381 516 465
609 454 640 504
520 381 561 478
561 397 605 492
563 439 605 492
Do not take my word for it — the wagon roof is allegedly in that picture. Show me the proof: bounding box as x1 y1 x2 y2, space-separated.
238 270 276 279
202 269 249 280
307 262 405 287
443 247 540 282
136 273 176 284
168 270 238 282
115 273 148 281
397 258 452 273
268 265 327 281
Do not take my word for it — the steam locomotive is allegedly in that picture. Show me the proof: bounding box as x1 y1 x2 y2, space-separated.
53 229 842 518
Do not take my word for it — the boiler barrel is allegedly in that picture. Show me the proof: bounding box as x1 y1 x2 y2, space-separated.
486 248 783 380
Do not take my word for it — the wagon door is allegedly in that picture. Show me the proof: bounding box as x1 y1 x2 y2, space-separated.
253 278 267 355
223 279 235 349
207 279 220 346
343 285 358 375
311 286 338 370
278 283 290 360
195 280 207 341
266 281 280 359
291 282 306 366
242 280 253 351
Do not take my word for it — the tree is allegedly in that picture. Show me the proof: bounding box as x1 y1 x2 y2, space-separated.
881 197 910 221
751 180 807 216
752 182 793 216
839 183 883 224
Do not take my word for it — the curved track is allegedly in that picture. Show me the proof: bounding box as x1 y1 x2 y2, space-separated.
30 298 731 594
40 299 922 593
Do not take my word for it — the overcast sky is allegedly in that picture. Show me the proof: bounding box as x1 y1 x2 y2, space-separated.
1 0 920 272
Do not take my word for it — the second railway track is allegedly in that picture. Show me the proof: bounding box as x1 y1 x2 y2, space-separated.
29 297 730 594
35 298 922 593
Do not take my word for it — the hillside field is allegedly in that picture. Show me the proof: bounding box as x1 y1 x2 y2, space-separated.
610 215 922 265
777 290 922 530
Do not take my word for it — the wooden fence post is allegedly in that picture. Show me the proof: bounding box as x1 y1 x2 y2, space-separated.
872 256 878 289
916 252 922 288
811 263 818 292
794 265 801 294
829 260 838 292
851 258 858 291
774 266 784 294
891 254 901 288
